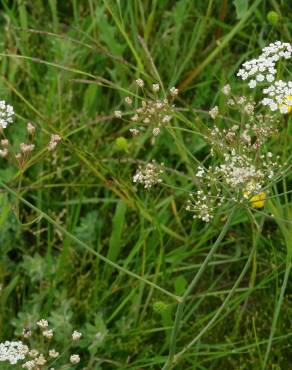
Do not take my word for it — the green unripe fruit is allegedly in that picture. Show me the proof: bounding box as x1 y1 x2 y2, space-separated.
115 136 129 153
153 301 168 314
267 11 280 25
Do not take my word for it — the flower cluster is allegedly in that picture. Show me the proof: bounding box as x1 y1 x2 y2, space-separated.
0 318 82 369
262 81 292 113
186 189 224 222
133 161 164 189
0 122 37 167
237 41 291 88
214 151 276 194
0 341 28 365
0 100 14 129
237 41 292 113
0 118 62 170
114 80 178 137
187 89 280 222
48 134 61 151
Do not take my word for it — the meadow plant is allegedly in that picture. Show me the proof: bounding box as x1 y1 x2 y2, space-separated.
237 41 292 113
114 80 178 137
0 319 82 369
0 21 292 369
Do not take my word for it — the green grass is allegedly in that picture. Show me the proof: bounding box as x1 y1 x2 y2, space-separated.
0 0 292 369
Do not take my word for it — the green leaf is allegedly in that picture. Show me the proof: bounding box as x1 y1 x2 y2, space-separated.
107 201 127 262
174 275 187 295
233 0 249 19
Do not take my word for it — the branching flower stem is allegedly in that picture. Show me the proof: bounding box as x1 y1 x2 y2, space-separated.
162 207 236 370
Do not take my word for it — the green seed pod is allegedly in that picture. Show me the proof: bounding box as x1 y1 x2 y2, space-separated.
153 301 168 314
115 136 129 153
267 11 280 25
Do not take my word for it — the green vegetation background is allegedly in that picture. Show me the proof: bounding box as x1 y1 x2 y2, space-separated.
0 0 292 369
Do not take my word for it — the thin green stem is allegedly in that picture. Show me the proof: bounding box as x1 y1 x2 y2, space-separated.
174 242 256 363
0 180 181 303
162 207 236 370
262 254 292 369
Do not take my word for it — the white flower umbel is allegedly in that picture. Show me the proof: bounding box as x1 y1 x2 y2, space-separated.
262 80 292 113
0 100 14 129
133 161 164 189
0 340 29 364
186 190 223 222
237 41 292 88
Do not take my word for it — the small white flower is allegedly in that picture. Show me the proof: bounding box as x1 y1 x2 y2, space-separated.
222 84 231 95
248 80 257 88
29 350 39 358
152 84 160 92
256 74 265 82
48 134 61 151
169 87 178 96
0 101 14 129
125 96 133 105
114 110 122 118
20 143 35 153
133 161 164 189
266 74 275 82
37 319 48 329
129 128 140 136
131 114 139 122
70 354 80 364
42 329 53 339
49 349 59 358
22 360 36 369
152 127 160 136
209 106 218 119
72 331 82 341
35 354 46 366
162 115 171 123
135 79 144 87
196 166 205 178
0 149 8 158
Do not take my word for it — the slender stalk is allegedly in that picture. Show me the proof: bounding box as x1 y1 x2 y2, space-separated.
162 207 236 370
174 243 256 364
0 180 181 303
262 254 292 369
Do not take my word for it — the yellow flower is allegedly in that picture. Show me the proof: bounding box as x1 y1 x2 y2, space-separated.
279 95 292 113
250 192 266 208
